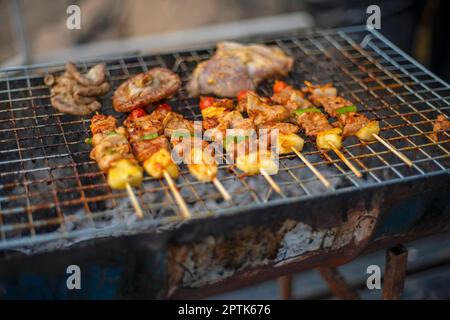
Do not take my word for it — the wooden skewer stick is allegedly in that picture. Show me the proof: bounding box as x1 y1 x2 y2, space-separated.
372 133 413 167
203 163 232 201
125 183 144 219
291 147 331 188
260 168 283 195
212 177 232 201
163 170 191 219
327 142 363 178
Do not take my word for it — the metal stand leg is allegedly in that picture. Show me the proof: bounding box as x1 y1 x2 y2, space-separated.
383 245 408 300
278 275 293 300
317 267 360 300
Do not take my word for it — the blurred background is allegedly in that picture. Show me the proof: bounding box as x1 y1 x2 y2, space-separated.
1 0 450 299
1 0 449 81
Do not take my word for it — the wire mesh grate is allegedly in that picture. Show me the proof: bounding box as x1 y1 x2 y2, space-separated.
0 26 449 249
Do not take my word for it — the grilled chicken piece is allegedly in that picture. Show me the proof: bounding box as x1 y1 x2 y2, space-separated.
162 112 195 140
431 114 450 141
45 63 110 116
337 112 380 141
187 41 293 97
259 122 304 154
271 81 313 110
88 114 143 189
258 122 300 134
302 81 337 106
314 96 353 118
245 92 290 126
160 106 218 182
113 68 181 113
200 97 235 131
294 112 333 137
123 108 179 179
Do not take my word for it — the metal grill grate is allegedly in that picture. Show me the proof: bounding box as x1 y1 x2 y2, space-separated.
0 26 449 250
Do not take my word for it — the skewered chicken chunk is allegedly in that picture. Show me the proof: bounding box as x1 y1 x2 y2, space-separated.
302 81 337 106
89 114 143 189
113 68 181 113
159 105 218 182
123 108 179 179
258 122 304 154
244 92 290 126
303 82 380 142
199 97 235 131
271 80 313 111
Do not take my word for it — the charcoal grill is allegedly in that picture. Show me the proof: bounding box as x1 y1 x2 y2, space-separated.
0 25 449 299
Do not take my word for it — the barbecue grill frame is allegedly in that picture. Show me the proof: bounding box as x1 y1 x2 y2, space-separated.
0 24 449 252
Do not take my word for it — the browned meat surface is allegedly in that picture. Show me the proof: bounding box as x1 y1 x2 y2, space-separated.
131 136 170 163
90 114 118 135
302 81 337 106
123 111 172 163
113 68 181 113
162 112 195 139
187 56 255 98
187 41 293 97
431 114 450 141
246 92 290 126
294 112 333 137
123 115 162 142
200 97 235 130
89 114 137 172
338 112 370 137
272 87 312 110
216 42 293 82
237 90 270 113
315 96 353 118
258 122 300 135
45 62 110 115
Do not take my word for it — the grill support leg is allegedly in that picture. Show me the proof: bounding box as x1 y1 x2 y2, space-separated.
383 245 408 300
317 267 360 300
278 275 293 300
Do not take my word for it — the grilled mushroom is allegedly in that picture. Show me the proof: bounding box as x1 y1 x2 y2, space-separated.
113 68 181 113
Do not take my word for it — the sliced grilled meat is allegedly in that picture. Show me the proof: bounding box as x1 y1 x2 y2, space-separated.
45 62 110 116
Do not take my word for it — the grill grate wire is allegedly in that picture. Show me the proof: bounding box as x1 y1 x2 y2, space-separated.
0 26 449 249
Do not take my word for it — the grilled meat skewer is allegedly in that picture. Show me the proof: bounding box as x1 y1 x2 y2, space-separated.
199 97 278 175
88 114 143 189
302 81 380 141
123 107 179 179
239 90 341 150
158 104 219 183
